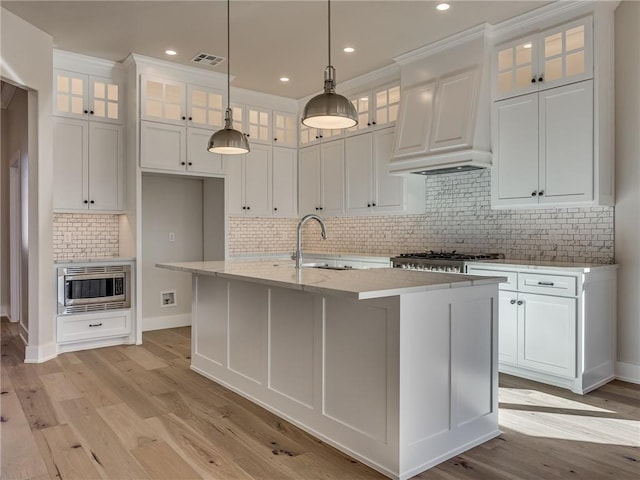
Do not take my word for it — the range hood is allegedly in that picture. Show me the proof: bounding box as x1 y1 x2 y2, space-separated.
389 32 492 175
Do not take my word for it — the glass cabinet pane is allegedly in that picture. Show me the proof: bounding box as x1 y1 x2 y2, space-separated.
565 25 584 52
544 32 563 58
566 51 585 77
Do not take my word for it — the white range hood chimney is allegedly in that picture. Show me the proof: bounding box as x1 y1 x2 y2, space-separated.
389 26 492 175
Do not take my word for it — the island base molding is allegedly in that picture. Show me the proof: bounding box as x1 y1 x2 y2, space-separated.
189 275 499 479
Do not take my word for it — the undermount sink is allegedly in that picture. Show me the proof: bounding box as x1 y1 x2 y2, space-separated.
301 263 354 270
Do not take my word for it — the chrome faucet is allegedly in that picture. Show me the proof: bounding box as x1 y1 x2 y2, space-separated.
295 214 327 269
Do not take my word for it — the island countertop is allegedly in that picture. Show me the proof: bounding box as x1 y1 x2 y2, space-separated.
156 260 505 299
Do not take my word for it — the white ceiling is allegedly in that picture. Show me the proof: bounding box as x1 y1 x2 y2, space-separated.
2 1 550 99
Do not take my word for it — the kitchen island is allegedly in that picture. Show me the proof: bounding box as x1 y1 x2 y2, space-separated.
156 260 504 480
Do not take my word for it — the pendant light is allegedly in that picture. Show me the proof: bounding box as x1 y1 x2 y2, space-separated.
208 0 249 154
301 0 358 130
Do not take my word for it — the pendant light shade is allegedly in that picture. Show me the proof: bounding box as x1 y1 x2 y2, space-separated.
302 0 358 130
208 0 249 155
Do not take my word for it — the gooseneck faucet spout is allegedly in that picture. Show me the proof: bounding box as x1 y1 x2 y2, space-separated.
295 214 327 269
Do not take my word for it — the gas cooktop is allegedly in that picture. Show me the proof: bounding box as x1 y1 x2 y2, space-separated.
395 251 502 261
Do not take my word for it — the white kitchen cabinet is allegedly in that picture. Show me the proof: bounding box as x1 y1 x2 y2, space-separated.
53 117 124 212
345 127 404 215
299 124 343 146
54 69 122 124
187 83 225 130
230 103 272 145
140 121 224 175
273 111 298 147
492 80 593 207
57 310 132 345
226 144 271 216
140 75 187 125
298 139 345 216
271 147 297 217
466 263 616 394
493 16 593 101
346 81 400 135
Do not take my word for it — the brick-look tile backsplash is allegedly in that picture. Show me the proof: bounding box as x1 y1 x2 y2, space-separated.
228 170 614 264
53 213 120 260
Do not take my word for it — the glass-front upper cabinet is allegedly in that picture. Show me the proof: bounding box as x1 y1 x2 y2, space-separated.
493 16 592 100
273 111 297 147
140 75 186 125
230 104 272 145
187 84 225 130
54 70 121 123
346 82 400 134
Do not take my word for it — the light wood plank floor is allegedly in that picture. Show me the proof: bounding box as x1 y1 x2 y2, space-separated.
1 318 638 480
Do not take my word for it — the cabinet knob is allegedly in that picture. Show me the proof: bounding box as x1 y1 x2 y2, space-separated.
531 191 537 197
90 200 95 204
319 206 323 210
188 162 193 166
538 76 544 82
242 206 246 210
319 135 323 138
273 138 277 142
84 109 89 114
510 299 516 304
90 110 94 115
372 121 376 125
538 190 544 196
182 116 186 120
372 202 376 207
517 300 524 305
315 207 319 211
188 116 193 121
246 206 250 210
367 122 371 126
367 203 371 207
84 200 88 204
181 162 186 166
245 133 250 137
531 78 537 83
274 207 278 211
315 136 319 139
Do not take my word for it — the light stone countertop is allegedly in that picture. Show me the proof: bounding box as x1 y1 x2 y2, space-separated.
55 257 136 265
156 260 505 300
468 259 617 273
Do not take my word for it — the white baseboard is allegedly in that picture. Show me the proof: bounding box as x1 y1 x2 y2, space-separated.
615 361 640 384
142 313 191 332
24 341 58 364
1 304 9 318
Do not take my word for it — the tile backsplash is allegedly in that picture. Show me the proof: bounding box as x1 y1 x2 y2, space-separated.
228 170 614 263
53 213 120 259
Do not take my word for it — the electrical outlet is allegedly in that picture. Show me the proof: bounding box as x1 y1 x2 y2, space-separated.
168 232 175 242
63 232 72 244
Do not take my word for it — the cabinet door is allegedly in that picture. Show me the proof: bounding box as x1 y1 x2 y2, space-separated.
88 123 124 211
374 127 405 211
141 76 186 125
321 139 345 216
299 125 321 146
53 118 89 210
224 156 244 215
538 17 593 91
345 133 373 214
247 106 271 144
298 145 321 215
492 93 539 206
373 83 400 128
140 121 186 171
273 112 297 147
89 76 122 124
187 84 225 130
429 68 479 151
518 293 577 378
186 128 224 175
347 92 371 134
498 291 519 366
538 80 593 204
243 144 271 216
493 36 538 100
272 147 297 217
54 70 88 119
392 82 435 158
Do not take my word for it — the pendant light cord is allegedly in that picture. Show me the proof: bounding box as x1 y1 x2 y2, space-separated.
327 0 331 67
227 0 231 111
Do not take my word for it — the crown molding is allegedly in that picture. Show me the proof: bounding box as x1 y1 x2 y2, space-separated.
127 53 229 84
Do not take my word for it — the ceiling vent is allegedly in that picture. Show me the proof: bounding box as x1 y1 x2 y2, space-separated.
191 52 225 67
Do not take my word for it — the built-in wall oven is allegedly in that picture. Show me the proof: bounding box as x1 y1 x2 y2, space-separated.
57 264 131 315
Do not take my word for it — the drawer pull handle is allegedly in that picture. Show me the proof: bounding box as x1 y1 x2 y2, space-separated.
89 323 103 327
537 281 554 286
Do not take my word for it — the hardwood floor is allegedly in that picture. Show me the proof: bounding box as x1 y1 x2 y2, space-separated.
1 317 638 480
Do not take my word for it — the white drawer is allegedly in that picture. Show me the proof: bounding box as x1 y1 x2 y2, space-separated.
466 267 517 290
518 273 577 297
57 311 131 344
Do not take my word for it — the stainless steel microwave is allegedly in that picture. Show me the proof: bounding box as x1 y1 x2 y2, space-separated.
57 264 131 315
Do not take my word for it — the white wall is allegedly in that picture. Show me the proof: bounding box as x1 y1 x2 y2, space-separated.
614 0 640 381
1 8 55 362
141 175 209 330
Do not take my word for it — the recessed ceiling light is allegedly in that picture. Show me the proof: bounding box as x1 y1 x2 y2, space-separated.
165 49 177 56
280 77 290 83
523 43 532 49
343 47 355 53
436 3 450 11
